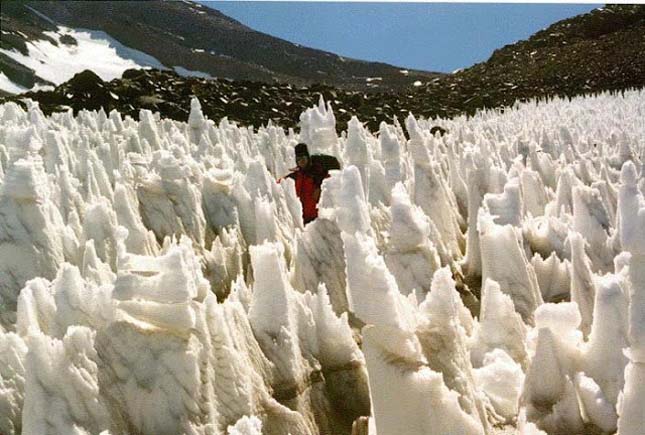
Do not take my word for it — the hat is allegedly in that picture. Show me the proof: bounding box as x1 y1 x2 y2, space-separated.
295 142 309 158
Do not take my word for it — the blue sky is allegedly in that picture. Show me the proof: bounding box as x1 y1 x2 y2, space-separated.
199 2 600 73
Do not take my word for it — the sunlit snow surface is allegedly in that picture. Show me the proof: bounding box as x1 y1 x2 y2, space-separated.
0 23 215 95
0 91 644 434
0 72 28 95
0 26 156 92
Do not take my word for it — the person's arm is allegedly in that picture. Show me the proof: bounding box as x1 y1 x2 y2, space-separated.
279 171 297 183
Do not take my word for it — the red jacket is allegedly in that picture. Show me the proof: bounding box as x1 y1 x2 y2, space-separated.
285 163 327 224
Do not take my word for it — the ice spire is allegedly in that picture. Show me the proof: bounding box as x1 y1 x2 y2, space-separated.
569 232 596 337
380 123 403 203
521 314 585 433
583 274 628 408
363 324 484 435
188 97 206 144
472 279 529 369
345 116 371 200
417 268 496 431
478 208 543 324
616 161 645 435
298 95 340 158
0 156 65 327
384 183 441 301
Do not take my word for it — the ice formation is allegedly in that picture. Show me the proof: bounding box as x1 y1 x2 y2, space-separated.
0 89 644 434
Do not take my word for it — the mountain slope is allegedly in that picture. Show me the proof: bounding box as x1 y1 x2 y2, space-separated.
0 2 60 93
0 0 438 94
416 4 645 114
1 4 643 132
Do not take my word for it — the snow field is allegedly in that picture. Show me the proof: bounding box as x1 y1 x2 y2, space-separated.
0 90 644 434
0 23 211 94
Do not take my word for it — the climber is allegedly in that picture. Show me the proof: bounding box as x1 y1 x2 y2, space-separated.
284 142 328 224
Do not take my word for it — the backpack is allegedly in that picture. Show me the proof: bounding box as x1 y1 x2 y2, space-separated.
310 154 341 172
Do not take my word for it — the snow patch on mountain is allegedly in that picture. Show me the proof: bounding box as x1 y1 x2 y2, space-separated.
0 21 215 95
174 65 213 79
0 72 28 95
0 27 143 90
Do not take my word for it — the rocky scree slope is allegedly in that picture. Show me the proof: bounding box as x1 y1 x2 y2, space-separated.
417 4 645 114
